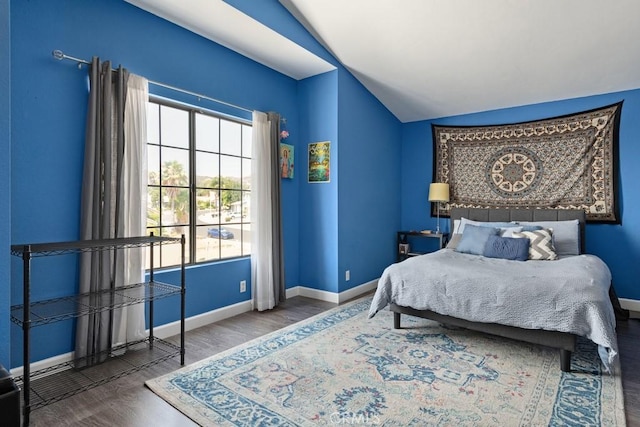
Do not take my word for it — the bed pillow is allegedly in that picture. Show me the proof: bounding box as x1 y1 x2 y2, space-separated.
516 220 580 256
483 235 530 261
445 233 462 250
453 218 514 234
455 224 500 255
501 226 523 237
512 229 558 260
518 224 543 232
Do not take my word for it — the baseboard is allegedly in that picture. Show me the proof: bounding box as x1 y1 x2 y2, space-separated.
152 300 253 339
11 300 253 377
337 279 378 303
286 279 378 304
10 282 379 377
619 298 640 319
10 351 74 378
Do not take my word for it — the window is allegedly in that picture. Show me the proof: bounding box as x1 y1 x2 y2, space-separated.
146 98 252 268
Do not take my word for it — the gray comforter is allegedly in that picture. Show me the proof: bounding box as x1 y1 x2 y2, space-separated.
368 249 618 371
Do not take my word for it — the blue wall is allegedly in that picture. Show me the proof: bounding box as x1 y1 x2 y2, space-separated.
402 90 640 300
8 0 402 368
1 0 11 368
9 0 301 367
337 70 402 292
298 71 339 292
296 68 404 295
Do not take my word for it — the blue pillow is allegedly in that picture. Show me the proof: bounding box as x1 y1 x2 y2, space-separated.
483 235 530 261
455 224 500 255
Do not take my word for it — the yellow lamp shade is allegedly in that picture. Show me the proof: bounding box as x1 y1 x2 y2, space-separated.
428 183 449 202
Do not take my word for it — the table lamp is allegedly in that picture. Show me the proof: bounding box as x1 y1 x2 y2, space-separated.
428 183 449 233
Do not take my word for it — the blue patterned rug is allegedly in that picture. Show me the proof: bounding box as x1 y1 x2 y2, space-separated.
146 297 625 426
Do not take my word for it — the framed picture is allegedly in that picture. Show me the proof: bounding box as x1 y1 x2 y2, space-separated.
399 243 410 255
308 141 330 183
280 143 294 179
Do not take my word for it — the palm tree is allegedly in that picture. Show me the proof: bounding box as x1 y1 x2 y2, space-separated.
161 160 188 219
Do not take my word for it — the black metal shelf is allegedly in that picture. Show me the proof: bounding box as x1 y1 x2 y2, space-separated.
10 281 180 327
11 235 180 257
13 337 179 410
13 234 186 426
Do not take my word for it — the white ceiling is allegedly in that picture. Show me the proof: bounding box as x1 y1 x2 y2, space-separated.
128 0 640 123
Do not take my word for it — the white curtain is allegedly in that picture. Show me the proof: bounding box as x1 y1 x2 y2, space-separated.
112 74 148 346
251 111 285 311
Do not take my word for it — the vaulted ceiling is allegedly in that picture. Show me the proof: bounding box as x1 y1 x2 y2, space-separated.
127 0 640 122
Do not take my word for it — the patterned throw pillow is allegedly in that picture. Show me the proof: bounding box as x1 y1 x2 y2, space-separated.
512 228 557 260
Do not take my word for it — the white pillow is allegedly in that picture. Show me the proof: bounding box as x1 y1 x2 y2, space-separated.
501 226 523 237
516 220 580 256
453 217 516 234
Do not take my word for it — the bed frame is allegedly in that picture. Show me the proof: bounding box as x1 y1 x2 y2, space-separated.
390 207 586 372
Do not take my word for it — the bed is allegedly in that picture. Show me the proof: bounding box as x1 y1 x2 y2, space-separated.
368 208 618 372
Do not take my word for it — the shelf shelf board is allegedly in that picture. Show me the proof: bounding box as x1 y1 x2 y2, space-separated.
10 281 181 327
11 235 182 257
14 337 180 411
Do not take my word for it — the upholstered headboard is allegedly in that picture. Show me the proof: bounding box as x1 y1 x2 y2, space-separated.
449 208 586 254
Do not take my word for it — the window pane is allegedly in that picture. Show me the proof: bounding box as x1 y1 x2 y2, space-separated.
196 152 219 188
242 158 251 190
160 188 176 226
147 103 159 144
221 190 243 223
148 145 159 185
144 228 189 269
242 191 251 222
162 188 190 226
221 224 242 259
147 187 160 228
160 105 189 148
220 120 241 156
242 224 251 257
220 155 241 185
161 148 190 187
196 189 219 225
160 229 189 268
196 114 219 152
196 225 220 262
160 188 189 225
242 124 252 157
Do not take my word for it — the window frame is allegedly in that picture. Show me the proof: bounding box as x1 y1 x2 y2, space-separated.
147 95 252 269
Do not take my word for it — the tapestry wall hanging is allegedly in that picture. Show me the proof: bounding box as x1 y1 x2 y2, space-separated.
431 102 622 223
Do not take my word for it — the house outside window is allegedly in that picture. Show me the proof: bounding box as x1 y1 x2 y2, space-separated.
146 98 252 268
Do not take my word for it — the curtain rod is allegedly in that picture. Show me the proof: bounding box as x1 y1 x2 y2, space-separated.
52 50 254 114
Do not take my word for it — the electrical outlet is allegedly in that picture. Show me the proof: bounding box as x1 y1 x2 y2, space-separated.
240 280 246 292
345 270 350 281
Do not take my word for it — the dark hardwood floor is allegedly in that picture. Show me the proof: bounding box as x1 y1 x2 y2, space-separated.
25 297 640 426
616 315 640 426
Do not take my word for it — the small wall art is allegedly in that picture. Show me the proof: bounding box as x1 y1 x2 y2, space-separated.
280 143 294 179
308 141 330 183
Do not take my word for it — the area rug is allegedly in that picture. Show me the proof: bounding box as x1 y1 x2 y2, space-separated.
146 297 625 426
431 102 622 223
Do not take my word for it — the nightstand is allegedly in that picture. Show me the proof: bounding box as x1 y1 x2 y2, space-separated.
397 231 448 262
